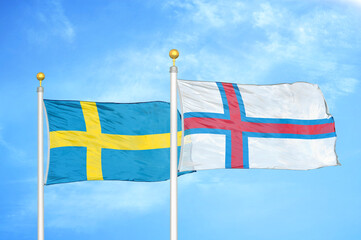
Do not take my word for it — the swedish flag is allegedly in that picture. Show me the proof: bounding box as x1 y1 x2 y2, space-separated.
44 100 182 185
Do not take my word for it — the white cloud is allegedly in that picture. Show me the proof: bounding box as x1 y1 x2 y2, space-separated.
0 127 26 161
253 3 283 28
337 78 359 93
165 0 246 28
334 0 361 7
248 3 361 104
42 46 174 104
45 183 164 229
81 47 173 103
29 0 75 43
6 181 169 231
162 1 359 95
320 77 359 107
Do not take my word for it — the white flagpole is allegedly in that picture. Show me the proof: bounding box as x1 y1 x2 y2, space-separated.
169 49 179 240
37 72 45 240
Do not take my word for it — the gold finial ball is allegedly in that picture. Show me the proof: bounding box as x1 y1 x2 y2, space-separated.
169 49 179 60
36 72 45 81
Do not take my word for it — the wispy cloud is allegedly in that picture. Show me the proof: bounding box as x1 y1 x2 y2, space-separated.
333 0 361 7
253 3 360 99
321 77 359 107
161 1 361 101
5 181 169 231
28 0 75 43
95 47 173 103
45 182 165 230
0 127 26 161
253 3 284 28
338 78 358 93
165 0 245 28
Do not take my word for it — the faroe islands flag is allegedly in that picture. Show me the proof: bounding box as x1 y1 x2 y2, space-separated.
177 79 339 171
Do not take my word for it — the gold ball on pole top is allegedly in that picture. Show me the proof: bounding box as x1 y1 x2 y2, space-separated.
169 49 179 66
36 72 45 86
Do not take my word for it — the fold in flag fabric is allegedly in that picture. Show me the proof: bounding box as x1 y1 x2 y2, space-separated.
44 100 183 185
177 80 339 171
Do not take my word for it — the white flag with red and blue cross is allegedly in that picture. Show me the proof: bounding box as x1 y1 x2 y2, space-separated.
178 79 338 171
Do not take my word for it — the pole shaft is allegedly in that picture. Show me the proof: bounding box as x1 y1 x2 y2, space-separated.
170 66 178 240
37 86 44 240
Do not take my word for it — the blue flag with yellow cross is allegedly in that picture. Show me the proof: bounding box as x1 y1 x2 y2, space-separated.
44 99 183 185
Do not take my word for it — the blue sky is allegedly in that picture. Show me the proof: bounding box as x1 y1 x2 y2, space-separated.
1 0 361 239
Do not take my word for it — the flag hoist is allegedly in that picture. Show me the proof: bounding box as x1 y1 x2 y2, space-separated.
169 49 179 240
37 72 45 240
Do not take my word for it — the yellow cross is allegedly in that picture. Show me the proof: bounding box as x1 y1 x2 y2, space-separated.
50 101 182 180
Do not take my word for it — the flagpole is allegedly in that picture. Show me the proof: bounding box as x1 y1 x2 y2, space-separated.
37 72 45 240
169 49 179 240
